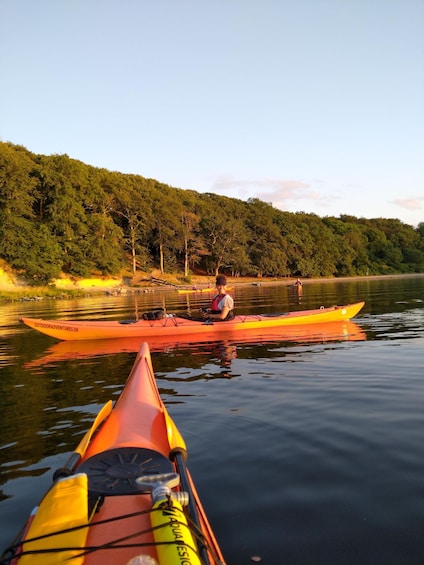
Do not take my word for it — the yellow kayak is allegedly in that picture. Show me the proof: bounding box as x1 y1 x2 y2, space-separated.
176 287 216 294
176 287 233 294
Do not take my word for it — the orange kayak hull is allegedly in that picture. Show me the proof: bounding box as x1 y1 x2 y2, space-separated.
20 301 365 341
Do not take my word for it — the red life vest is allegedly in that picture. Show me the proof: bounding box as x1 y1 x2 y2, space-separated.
211 294 223 312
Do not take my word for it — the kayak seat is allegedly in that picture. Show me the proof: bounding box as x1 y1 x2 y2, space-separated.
78 447 174 496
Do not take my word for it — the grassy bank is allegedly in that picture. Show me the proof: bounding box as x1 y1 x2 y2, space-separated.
0 287 96 302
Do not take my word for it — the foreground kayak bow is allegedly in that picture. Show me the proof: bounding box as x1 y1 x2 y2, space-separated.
1 343 225 565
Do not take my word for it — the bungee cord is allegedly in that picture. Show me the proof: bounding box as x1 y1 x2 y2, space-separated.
0 504 222 565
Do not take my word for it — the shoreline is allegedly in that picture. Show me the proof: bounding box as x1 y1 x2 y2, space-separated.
169 272 424 289
1 272 423 302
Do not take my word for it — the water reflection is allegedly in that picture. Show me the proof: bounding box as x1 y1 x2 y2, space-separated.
287 280 303 305
23 321 366 372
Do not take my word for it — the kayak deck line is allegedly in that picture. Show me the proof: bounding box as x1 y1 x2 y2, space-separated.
4 506 211 562
2 343 226 565
19 301 365 341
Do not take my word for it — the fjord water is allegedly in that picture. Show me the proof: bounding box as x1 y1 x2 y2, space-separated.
0 275 423 565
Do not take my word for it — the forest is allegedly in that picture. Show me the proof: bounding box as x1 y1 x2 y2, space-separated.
1 141 423 285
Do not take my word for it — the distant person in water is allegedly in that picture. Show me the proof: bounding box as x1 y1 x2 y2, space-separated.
201 275 234 321
294 278 302 286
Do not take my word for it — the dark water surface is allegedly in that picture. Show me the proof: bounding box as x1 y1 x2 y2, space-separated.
0 276 423 564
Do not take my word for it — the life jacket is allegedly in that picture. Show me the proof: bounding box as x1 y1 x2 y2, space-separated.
210 294 235 321
211 294 223 312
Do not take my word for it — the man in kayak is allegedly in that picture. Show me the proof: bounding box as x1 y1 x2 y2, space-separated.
201 274 235 321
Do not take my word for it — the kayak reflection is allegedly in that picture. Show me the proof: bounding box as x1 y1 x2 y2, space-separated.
24 321 366 371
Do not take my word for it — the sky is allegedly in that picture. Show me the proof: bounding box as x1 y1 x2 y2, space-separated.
1 0 423 228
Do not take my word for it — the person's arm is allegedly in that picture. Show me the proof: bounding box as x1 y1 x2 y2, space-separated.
207 304 231 321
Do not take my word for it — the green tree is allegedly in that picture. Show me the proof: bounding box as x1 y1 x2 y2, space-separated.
0 143 38 217
36 154 94 275
181 209 201 276
323 216 370 275
1 141 422 282
199 194 249 276
109 173 153 275
246 199 288 276
147 184 185 274
0 143 62 281
12 223 63 283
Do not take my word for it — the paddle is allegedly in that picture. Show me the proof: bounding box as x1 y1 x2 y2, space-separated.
162 405 212 565
53 400 113 480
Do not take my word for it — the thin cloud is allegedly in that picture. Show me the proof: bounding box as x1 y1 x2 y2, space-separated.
392 197 424 211
257 180 318 203
211 176 320 205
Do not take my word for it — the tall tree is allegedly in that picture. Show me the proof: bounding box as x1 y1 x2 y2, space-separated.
246 198 288 276
147 184 184 274
0 143 61 281
36 154 94 274
109 173 154 275
199 194 249 276
177 190 203 276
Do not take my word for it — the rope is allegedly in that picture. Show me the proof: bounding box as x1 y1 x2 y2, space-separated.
1 507 222 565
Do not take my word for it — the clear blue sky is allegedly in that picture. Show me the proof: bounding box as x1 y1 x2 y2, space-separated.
1 0 423 227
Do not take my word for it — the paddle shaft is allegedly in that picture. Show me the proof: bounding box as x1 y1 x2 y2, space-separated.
171 448 211 565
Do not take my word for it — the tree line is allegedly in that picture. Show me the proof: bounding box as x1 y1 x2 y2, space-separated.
1 141 423 285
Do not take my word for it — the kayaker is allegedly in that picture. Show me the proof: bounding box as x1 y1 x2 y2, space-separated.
201 274 234 321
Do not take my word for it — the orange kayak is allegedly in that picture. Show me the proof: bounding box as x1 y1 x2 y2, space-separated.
20 302 365 341
2 343 225 565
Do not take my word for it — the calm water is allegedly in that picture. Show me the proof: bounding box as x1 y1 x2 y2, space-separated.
0 276 423 565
